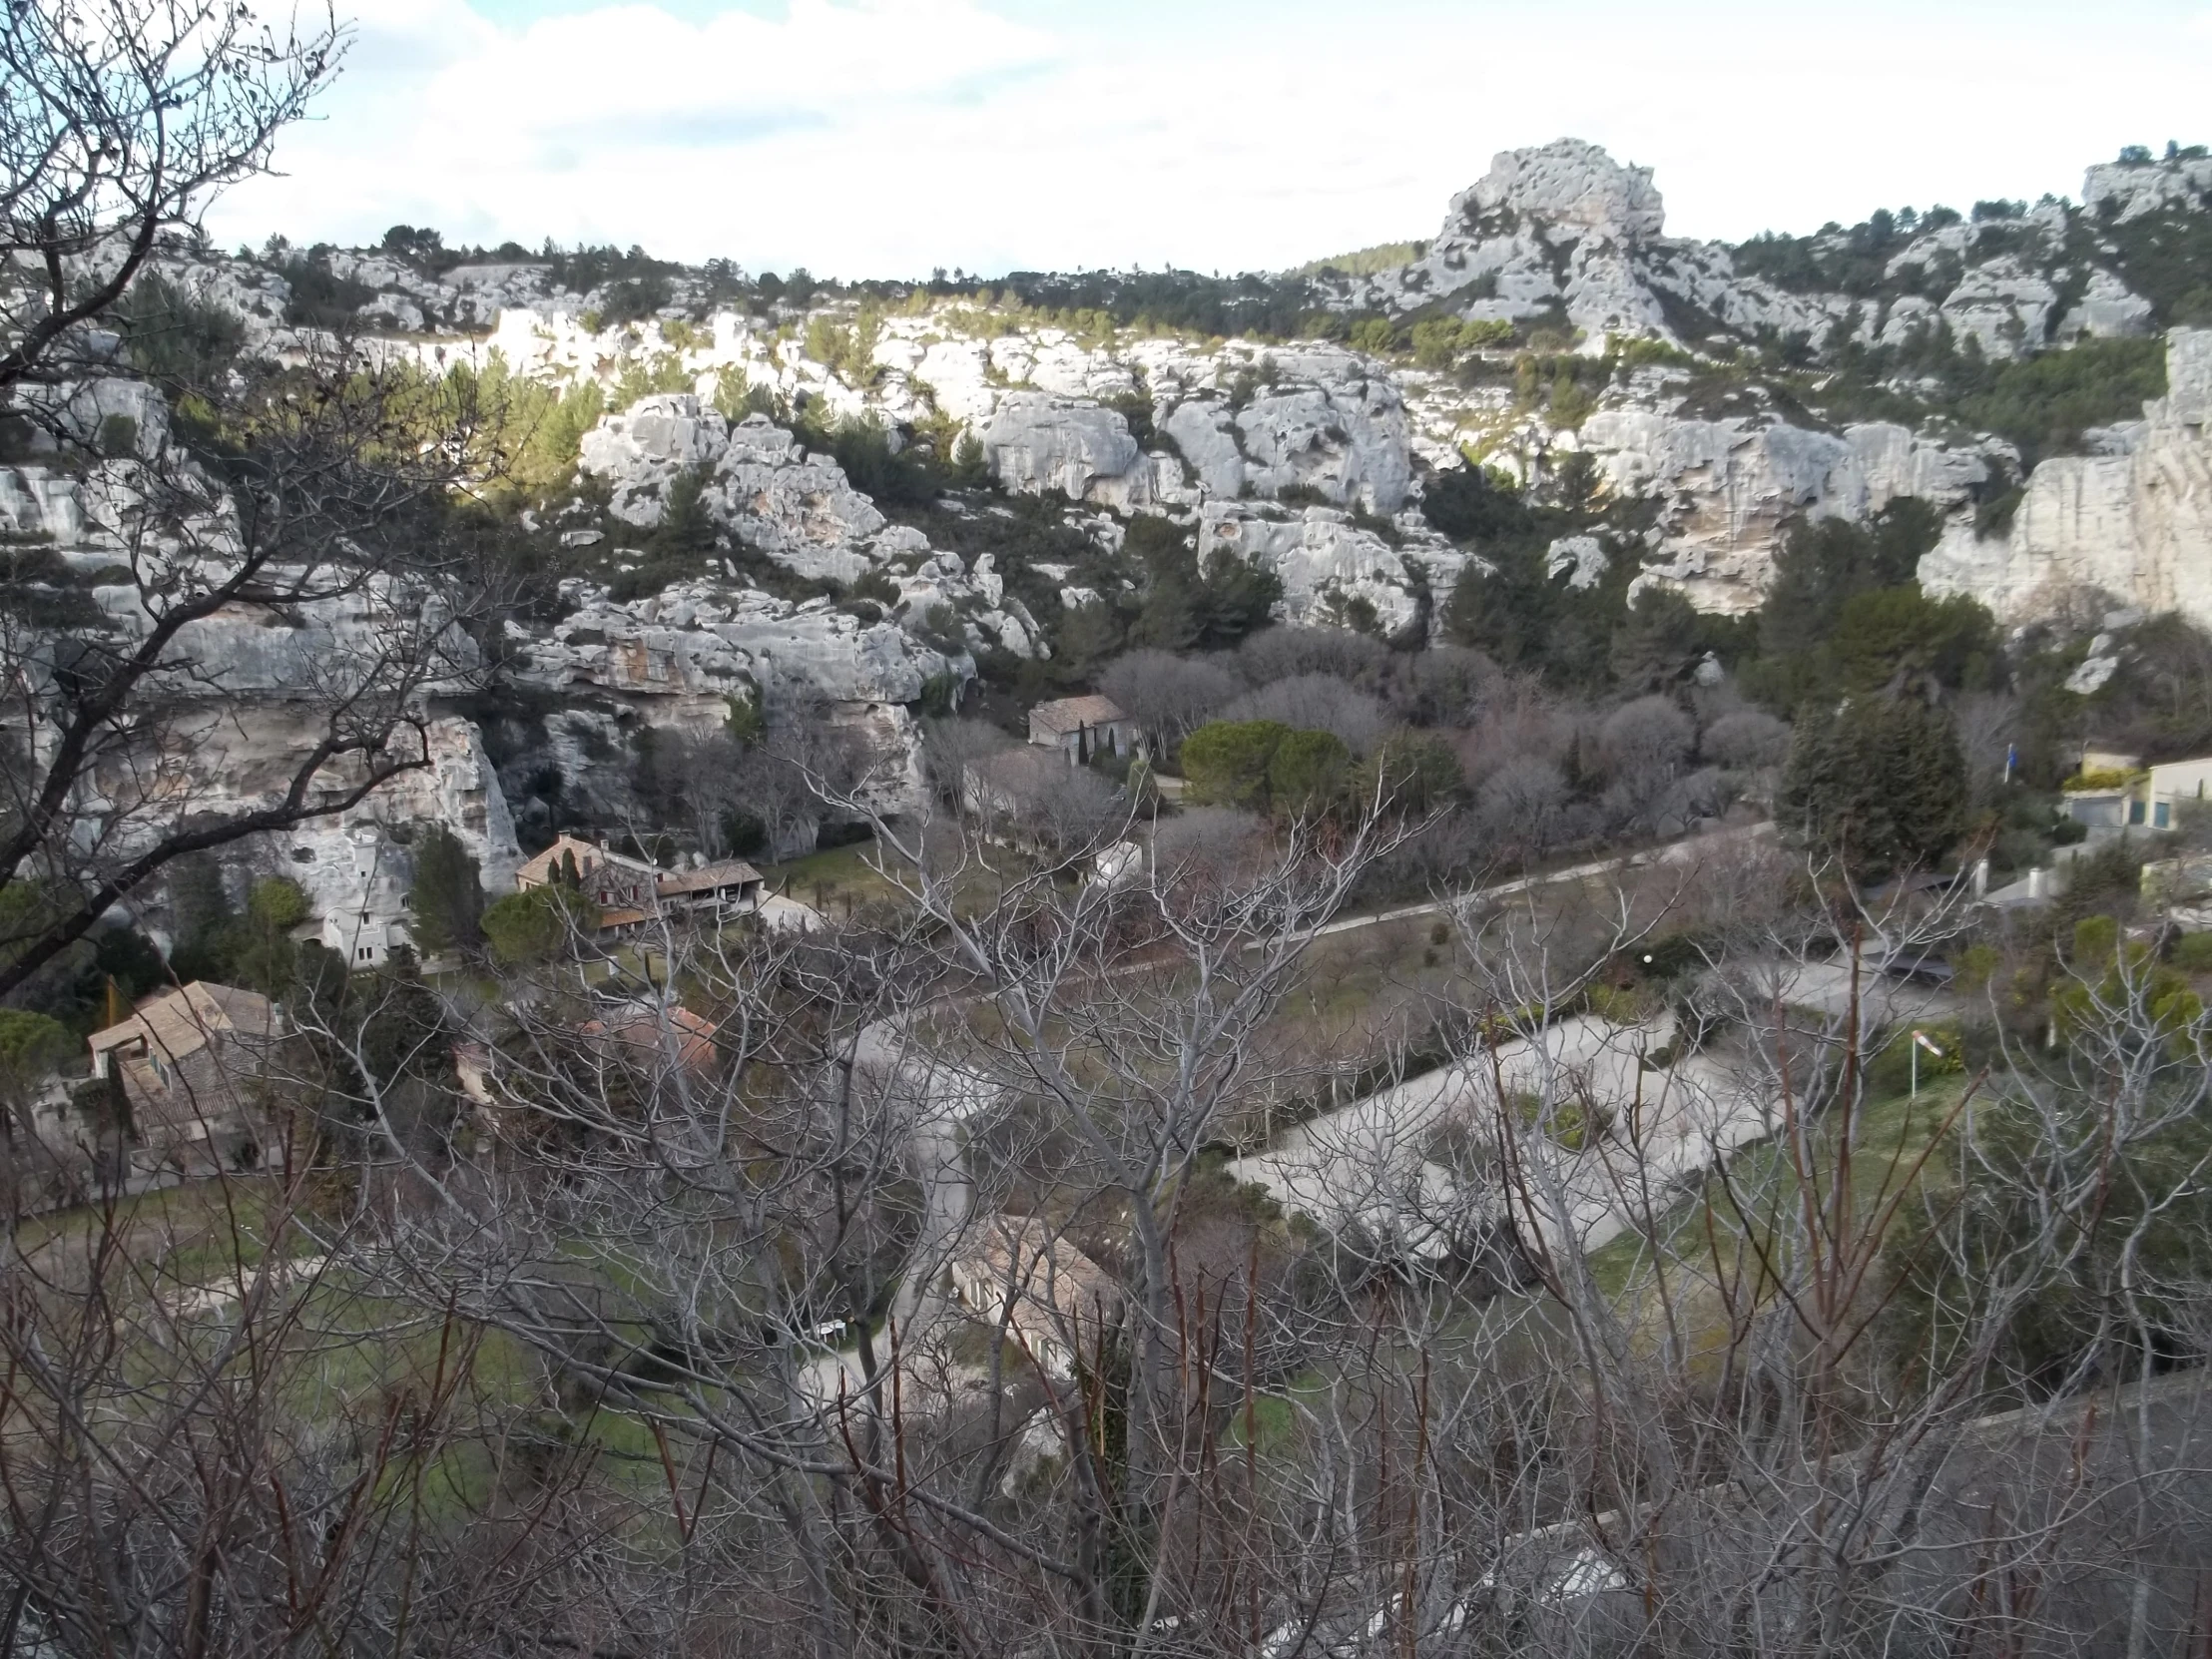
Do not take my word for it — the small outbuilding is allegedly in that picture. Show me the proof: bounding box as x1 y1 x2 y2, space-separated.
1027 695 1137 765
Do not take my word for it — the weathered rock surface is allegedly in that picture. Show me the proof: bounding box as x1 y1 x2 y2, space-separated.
2058 269 2158 342
577 395 1043 654
1579 411 1989 610
983 393 1148 508
1921 330 2212 625
1197 502 1468 637
2082 153 2212 223
1316 140 2156 369
1939 257 2061 358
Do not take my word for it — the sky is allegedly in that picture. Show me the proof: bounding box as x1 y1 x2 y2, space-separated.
208 0 2212 279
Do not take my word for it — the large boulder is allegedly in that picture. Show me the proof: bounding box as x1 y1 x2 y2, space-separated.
1197 501 1467 637
982 393 1148 507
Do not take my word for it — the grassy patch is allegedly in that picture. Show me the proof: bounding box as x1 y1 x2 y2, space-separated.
1582 1072 1970 1348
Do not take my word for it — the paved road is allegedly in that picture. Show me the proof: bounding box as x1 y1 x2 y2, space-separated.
1289 820 1775 946
812 819 1779 1398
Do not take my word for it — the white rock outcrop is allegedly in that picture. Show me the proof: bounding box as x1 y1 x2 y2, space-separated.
1578 413 1988 610
1197 502 1467 637
1921 330 2212 625
577 396 1044 648
1332 139 1673 342
983 394 1148 508
1939 257 2060 359
2082 153 2212 223
2058 270 2158 342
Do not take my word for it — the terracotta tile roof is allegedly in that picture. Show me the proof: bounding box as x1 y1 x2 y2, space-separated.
88 982 284 1171
1028 695 1126 738
580 1003 720 1073
516 833 656 888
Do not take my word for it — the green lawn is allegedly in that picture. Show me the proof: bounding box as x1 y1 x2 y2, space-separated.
1582 1072 1972 1335
760 837 909 915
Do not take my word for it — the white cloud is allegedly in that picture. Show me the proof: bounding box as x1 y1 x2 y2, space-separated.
209 0 2212 277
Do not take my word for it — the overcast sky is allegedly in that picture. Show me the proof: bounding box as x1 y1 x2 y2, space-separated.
207 0 2212 279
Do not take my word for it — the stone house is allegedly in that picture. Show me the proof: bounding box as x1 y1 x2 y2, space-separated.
1027 695 1138 766
515 832 764 936
949 1215 1122 1378
86 982 284 1181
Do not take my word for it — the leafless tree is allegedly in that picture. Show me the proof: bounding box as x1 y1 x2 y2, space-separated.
0 1030 618 1658
0 349 497 999
1222 674 1391 755
1700 707 1791 773
1475 753 1571 863
32 766 2210 1657
1099 649 1241 753
1235 624 1389 689
2 0 342 390
1596 694 1694 837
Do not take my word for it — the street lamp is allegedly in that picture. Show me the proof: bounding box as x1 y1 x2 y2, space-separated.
1911 1028 1945 1100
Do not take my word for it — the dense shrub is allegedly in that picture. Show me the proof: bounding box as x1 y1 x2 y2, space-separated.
482 885 599 965
1180 720 1293 811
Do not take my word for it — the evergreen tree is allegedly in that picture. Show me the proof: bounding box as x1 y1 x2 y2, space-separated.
1608 586 1705 691
1180 720 1293 811
1267 728 1351 819
1778 694 1967 878
166 855 237 982
406 825 485 956
232 878 308 995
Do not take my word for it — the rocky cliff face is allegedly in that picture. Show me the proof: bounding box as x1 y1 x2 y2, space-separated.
1921 329 2212 624
1316 138 2163 364
17 135 2212 939
1578 412 1990 611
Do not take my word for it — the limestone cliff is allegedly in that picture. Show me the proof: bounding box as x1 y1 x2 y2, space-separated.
1317 138 2162 364
1921 330 2212 625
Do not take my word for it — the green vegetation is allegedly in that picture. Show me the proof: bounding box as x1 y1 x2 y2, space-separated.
164 865 313 995
113 274 246 393
1180 720 1296 811
1738 503 2001 715
1810 332 2166 471
275 249 377 327
406 825 485 957
0 1007 74 1086
1778 692 1968 877
1291 241 1425 278
2104 204 2212 326
481 884 599 965
803 306 885 385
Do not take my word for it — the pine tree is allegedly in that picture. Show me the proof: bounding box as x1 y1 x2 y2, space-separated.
1779 694 1967 878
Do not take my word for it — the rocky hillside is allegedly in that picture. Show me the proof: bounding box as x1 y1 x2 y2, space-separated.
6 135 2211 930
138 137 2198 620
